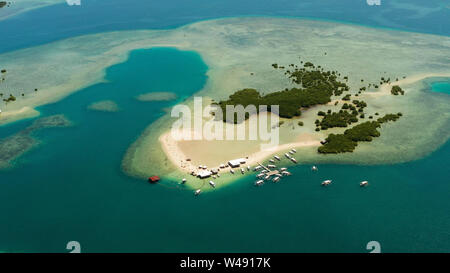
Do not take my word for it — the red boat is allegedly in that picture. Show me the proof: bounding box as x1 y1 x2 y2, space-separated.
148 176 160 183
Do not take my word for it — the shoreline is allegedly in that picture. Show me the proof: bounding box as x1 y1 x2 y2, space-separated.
373 73 450 97
159 130 321 174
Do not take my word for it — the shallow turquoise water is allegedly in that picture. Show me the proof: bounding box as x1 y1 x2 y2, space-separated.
431 81 450 94
1 0 449 53
0 47 449 253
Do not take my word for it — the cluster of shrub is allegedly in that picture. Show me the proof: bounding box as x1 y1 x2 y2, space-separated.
391 85 405 95
318 113 402 154
216 61 350 123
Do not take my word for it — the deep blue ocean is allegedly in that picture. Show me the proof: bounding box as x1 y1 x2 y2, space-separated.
0 0 449 252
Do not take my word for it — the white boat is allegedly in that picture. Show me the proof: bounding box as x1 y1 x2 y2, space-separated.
274 156 281 161
290 158 297 164
275 174 283 177
269 159 275 163
261 170 268 173
273 177 281 183
230 169 235 174
264 175 270 180
321 180 332 186
268 164 276 168
209 181 216 188
247 165 251 171
254 166 262 171
360 181 369 187
194 189 202 196
284 153 291 159
289 150 295 155
281 171 292 176
182 178 187 184
256 173 265 178
219 164 226 168
280 167 287 171
311 166 318 171
241 168 245 174
217 174 220 177
255 180 264 186
291 149 297 153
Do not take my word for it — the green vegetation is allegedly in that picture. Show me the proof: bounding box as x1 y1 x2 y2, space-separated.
342 94 351 101
318 134 357 153
0 2 7 8
297 121 304 126
391 85 405 95
216 61 350 123
3 94 16 103
318 113 402 154
317 110 358 130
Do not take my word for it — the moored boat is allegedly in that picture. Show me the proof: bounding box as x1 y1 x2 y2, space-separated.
321 180 332 186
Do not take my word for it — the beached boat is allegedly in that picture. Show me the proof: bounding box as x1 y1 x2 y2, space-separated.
209 181 216 188
291 149 297 153
274 156 281 161
254 166 262 171
241 168 245 174
290 158 297 164
269 159 275 163
285 153 291 159
230 169 235 174
268 164 276 168
181 178 187 184
321 180 332 186
360 181 369 187
148 176 160 183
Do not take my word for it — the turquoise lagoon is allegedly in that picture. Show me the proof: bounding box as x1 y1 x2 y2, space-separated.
0 47 449 253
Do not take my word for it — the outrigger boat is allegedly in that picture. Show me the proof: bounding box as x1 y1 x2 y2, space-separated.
360 181 369 187
321 180 332 186
255 180 264 186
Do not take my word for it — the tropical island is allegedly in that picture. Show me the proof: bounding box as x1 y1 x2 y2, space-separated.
0 16 448 190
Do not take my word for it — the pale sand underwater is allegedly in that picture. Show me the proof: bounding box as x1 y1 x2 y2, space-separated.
0 17 449 189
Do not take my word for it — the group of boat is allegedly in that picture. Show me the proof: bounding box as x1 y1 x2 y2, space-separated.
321 179 369 187
189 147 368 196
